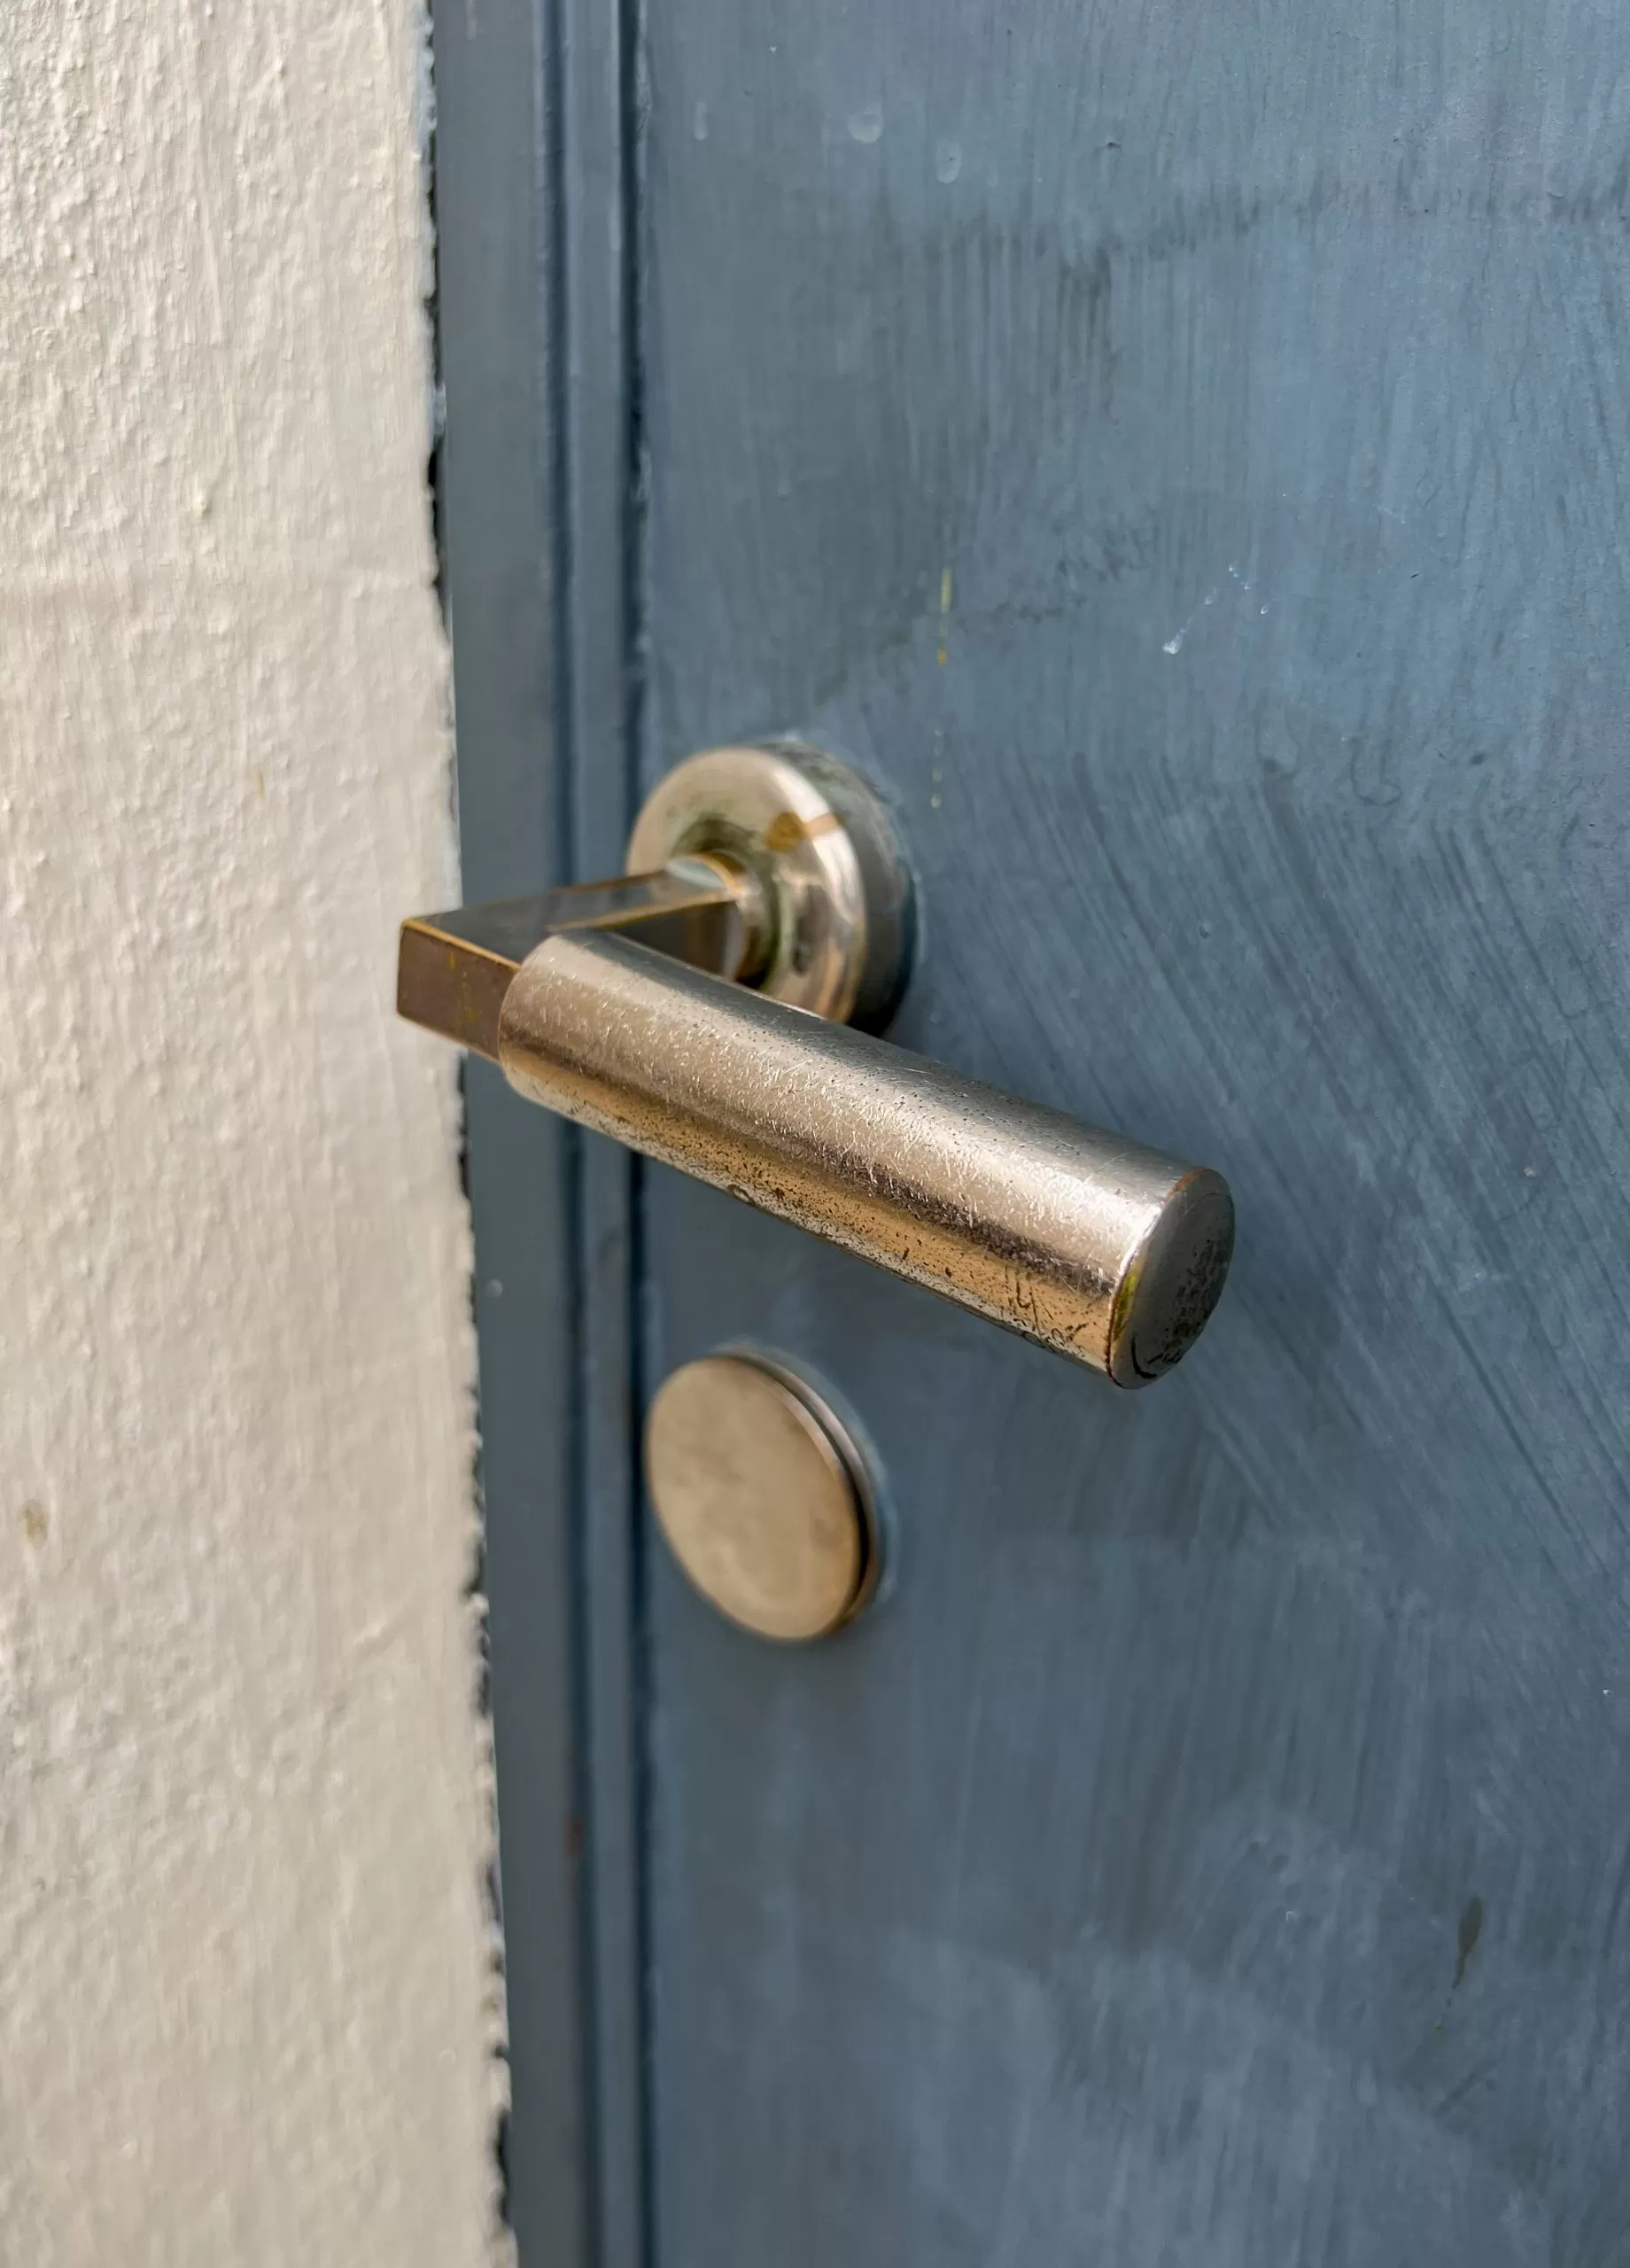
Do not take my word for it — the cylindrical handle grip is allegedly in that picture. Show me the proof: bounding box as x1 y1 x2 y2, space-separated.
498 930 1232 1384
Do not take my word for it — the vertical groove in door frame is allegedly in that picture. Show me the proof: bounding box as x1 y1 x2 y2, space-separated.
558 0 652 2262
433 0 648 2260
432 0 588 2258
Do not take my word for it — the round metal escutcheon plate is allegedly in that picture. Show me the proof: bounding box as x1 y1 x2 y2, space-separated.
625 742 912 1029
644 1354 879 1642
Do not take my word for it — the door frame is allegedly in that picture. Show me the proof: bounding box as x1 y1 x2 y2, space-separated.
432 3 648 2260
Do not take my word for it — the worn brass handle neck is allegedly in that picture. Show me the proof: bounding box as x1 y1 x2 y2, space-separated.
397 852 764 1062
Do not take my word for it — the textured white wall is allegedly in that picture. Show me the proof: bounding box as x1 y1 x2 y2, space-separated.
0 5 497 2262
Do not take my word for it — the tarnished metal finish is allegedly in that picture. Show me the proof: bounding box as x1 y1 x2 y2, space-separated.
625 742 912 1027
397 854 765 1060
499 931 1234 1385
399 740 1233 1381
395 739 912 1054
644 1354 878 1641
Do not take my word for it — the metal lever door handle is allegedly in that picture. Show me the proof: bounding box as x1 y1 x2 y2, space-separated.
399 744 1234 1385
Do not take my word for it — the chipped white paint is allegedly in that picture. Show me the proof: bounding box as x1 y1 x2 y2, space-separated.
0 4 497 2263
848 103 885 144
1162 571 1261 656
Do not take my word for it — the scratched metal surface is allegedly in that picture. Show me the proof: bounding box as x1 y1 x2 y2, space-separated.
635 3 1630 2260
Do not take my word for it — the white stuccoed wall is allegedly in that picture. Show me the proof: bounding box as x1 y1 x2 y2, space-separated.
0 5 498 2261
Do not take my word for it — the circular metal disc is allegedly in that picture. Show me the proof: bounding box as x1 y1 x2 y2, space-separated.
645 1355 876 1641
626 742 912 1027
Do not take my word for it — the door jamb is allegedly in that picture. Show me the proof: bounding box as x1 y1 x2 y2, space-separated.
432 1 649 2259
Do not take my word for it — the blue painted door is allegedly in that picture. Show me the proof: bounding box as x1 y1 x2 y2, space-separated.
438 3 1630 2260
